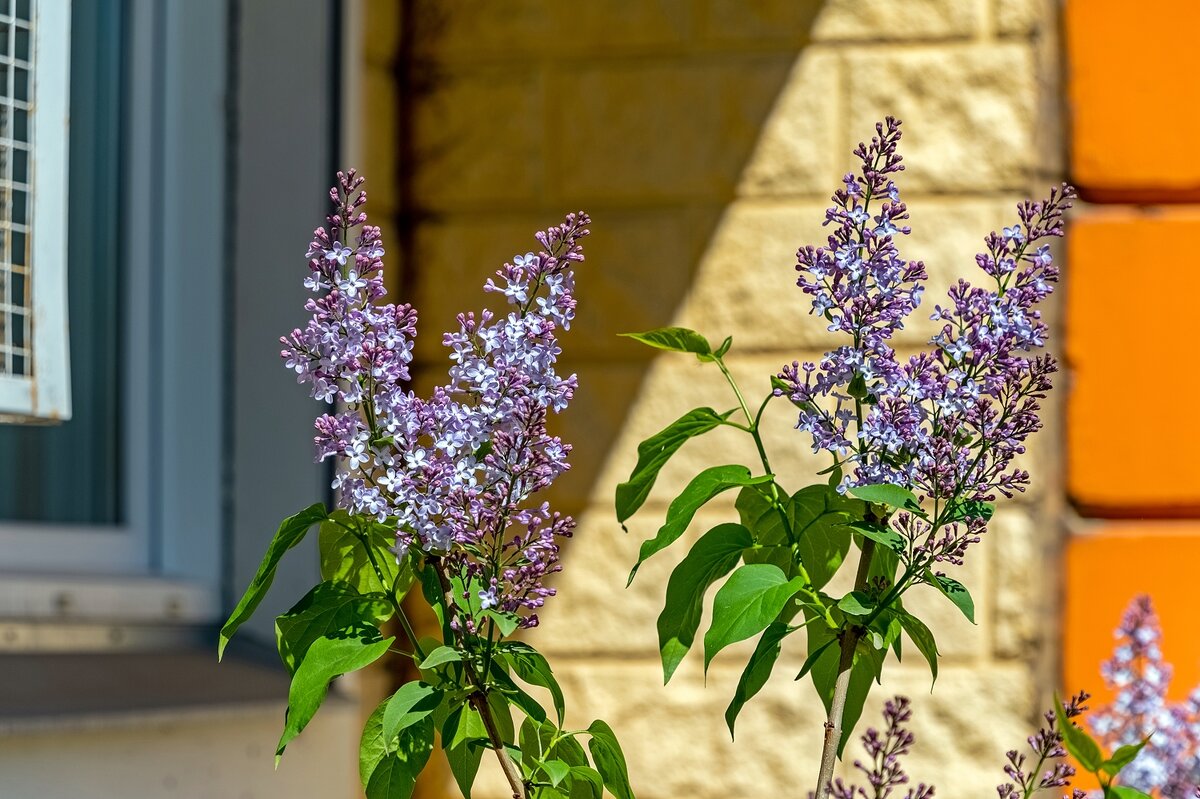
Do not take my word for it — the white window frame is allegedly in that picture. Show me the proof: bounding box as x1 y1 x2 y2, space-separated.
0 0 71 422
0 0 226 621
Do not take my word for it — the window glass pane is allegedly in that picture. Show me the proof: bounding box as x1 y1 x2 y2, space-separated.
0 0 122 523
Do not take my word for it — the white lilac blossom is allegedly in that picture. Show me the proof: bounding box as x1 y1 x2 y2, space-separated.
1089 596 1200 797
282 170 590 629
777 117 1075 568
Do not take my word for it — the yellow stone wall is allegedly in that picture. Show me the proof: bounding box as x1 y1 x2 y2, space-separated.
357 1 1066 795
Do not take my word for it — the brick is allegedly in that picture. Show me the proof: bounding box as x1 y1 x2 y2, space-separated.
813 0 984 41
408 0 691 62
1063 525 1200 707
409 0 552 61
736 50 842 197
411 68 543 211
695 0 823 47
1066 0 1200 197
995 0 1044 36
549 56 803 205
846 45 1038 192
989 507 1047 658
1066 210 1200 511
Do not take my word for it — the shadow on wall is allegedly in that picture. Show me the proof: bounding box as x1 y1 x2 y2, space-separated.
392 0 827 517
381 3 836 795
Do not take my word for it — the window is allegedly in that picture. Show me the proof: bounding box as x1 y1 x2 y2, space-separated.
0 0 225 614
0 0 71 422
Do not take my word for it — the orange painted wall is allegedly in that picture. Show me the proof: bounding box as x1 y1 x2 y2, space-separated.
1066 0 1200 199
1063 0 1200 778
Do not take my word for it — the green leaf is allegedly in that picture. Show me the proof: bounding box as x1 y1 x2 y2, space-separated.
615 407 729 525
418 565 453 640
443 706 487 798
365 716 435 799
629 465 773 584
790 485 855 590
725 620 794 738
1105 787 1154 799
847 520 906 555
360 698 391 787
489 665 548 724
795 637 836 681
382 681 443 742
736 483 795 574
1101 738 1150 776
569 766 605 799
549 728 589 767
219 503 327 659
897 610 939 684
926 572 975 624
1054 694 1103 772
703 564 805 669
620 326 712 359
275 580 392 674
484 609 521 637
587 720 635 799
837 591 876 617
541 759 571 787
657 522 753 683
418 646 462 670
318 511 408 596
714 336 733 358
498 641 567 725
847 484 922 513
277 632 394 758
945 500 994 523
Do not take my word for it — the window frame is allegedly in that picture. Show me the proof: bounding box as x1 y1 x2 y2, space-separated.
0 0 227 615
0 0 72 422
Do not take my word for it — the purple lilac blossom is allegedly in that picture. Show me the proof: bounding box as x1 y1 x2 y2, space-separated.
826 694 1095 799
281 170 590 628
777 117 1075 571
996 692 1088 799
826 697 934 799
1089 596 1200 797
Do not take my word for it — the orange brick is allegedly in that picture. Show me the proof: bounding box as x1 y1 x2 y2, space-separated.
1066 0 1200 198
1064 525 1200 706
1066 209 1200 512
1063 526 1200 789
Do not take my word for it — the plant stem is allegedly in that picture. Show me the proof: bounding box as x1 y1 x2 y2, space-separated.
352 525 428 662
814 537 877 799
471 691 527 799
428 556 528 799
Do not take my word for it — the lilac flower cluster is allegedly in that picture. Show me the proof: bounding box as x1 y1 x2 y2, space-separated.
282 170 590 627
1090 596 1200 797
827 694 1099 799
780 118 927 460
777 117 1075 569
827 697 934 799
997 691 1088 799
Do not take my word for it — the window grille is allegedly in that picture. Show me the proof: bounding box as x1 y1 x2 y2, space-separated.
0 0 70 422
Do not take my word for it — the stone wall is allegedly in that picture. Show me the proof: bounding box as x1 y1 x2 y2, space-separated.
358 1 1066 795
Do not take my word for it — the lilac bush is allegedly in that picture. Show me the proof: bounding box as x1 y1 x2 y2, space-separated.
617 118 1079 799
222 171 634 799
